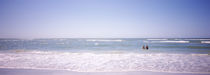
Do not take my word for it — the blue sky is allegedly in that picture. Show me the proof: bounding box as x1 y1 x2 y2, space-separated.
0 0 210 38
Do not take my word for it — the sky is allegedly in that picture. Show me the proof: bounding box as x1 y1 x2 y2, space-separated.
0 0 210 38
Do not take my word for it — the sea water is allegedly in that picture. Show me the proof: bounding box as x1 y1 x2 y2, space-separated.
0 38 210 73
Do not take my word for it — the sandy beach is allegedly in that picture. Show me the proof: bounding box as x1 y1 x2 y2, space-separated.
0 68 209 75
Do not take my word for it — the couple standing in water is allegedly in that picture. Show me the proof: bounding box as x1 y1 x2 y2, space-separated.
142 45 149 50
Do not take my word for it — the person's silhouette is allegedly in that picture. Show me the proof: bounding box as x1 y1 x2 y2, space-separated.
146 45 149 50
142 45 145 50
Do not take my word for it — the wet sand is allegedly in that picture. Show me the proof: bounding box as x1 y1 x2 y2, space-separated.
0 68 209 75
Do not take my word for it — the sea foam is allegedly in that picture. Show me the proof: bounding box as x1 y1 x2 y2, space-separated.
0 51 209 73
86 39 123 42
184 39 210 40
201 41 210 44
151 41 189 43
147 39 168 40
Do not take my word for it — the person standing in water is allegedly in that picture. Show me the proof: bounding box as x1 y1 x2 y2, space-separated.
142 44 149 50
142 45 145 49
146 45 149 50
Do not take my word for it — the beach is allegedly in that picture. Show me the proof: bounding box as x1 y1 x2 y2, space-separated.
0 51 210 74
1 68 209 75
1 0 210 74
0 38 210 75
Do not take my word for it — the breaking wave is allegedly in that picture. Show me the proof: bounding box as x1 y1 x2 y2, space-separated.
184 39 210 40
152 41 189 43
147 39 168 40
86 39 123 42
201 41 210 44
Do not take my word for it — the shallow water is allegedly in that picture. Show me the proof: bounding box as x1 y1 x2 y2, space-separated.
0 38 210 73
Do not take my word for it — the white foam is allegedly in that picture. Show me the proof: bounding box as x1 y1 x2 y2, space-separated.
86 39 123 42
154 41 189 43
147 39 168 40
56 43 65 45
1 39 20 42
201 41 210 44
143 41 149 43
40 43 48 44
184 39 210 40
0 51 210 73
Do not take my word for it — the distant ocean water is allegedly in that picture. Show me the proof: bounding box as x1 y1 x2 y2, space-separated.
0 38 210 73
0 38 210 54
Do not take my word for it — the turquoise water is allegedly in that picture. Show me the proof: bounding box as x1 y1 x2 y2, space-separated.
0 38 210 54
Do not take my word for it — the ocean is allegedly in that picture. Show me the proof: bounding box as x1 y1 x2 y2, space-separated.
0 38 210 73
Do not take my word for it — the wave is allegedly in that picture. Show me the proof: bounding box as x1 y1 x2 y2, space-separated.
0 51 210 73
0 39 22 42
201 41 210 44
152 41 189 43
86 39 123 42
147 39 168 40
40 42 48 44
184 39 210 40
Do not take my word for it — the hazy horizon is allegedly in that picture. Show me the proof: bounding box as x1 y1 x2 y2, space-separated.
0 0 210 38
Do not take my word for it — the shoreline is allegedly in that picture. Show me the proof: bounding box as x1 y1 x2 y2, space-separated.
0 68 209 75
1 67 210 74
